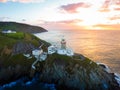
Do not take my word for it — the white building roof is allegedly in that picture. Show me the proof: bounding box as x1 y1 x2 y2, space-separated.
2 30 16 33
57 49 67 55
40 52 47 61
32 49 43 56
66 49 74 56
48 45 56 54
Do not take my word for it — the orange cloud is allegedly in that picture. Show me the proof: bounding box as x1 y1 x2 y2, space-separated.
0 0 6 2
0 0 44 3
60 2 91 13
93 24 120 30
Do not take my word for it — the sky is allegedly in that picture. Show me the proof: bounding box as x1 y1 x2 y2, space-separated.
0 0 120 30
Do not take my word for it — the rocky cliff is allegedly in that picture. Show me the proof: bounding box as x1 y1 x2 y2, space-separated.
39 54 120 90
0 32 50 85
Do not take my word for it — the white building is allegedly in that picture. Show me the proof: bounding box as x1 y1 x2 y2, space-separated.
66 49 74 56
32 49 43 58
40 52 47 61
48 38 74 56
2 30 16 34
57 49 67 55
48 45 57 54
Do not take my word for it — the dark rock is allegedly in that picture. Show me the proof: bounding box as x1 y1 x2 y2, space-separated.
39 54 120 90
12 42 35 55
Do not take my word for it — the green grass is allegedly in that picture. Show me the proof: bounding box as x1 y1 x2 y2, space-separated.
0 31 50 68
46 53 73 66
0 33 17 49
3 54 35 67
5 32 24 39
0 32 50 49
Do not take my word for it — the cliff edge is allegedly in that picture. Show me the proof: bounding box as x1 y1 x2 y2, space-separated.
39 53 120 90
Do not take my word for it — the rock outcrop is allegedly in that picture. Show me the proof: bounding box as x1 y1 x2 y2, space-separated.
12 42 35 55
39 54 120 90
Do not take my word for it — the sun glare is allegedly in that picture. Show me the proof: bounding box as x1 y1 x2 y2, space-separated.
77 8 102 25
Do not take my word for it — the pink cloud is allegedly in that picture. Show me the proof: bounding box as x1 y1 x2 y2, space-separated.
98 0 111 12
114 0 120 5
0 0 7 2
114 8 120 11
57 19 83 24
108 15 120 20
60 2 91 13
102 0 110 8
38 19 83 30
99 0 120 12
0 0 44 3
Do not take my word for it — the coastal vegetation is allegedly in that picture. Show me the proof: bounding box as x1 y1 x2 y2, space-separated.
0 23 49 85
3 32 24 39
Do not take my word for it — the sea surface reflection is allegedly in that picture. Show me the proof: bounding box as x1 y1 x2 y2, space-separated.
35 30 120 74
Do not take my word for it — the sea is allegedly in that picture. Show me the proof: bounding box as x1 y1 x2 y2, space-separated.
35 29 120 74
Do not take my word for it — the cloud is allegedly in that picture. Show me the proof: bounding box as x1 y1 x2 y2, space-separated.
36 19 83 30
99 0 120 12
37 19 82 25
0 0 6 2
59 2 91 13
108 15 120 20
0 0 44 3
93 23 120 30
56 19 83 24
0 17 11 21
98 0 111 12
114 8 120 10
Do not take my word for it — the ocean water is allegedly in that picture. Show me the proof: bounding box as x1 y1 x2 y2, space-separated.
35 30 120 74
0 73 56 90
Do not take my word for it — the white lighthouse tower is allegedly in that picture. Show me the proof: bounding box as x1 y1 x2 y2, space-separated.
57 38 67 55
61 38 66 49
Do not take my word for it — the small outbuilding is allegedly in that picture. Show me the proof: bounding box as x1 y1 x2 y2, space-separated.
48 45 57 54
32 49 43 58
2 30 16 33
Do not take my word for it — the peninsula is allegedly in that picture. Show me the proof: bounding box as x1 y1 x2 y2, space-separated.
0 22 120 90
0 22 47 33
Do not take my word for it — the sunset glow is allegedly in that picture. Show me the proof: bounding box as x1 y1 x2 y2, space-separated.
0 0 120 30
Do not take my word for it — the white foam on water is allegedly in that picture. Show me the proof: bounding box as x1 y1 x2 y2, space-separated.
97 63 111 73
114 73 120 86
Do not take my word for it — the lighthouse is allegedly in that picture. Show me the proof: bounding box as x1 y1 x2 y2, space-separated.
61 38 66 49
48 36 74 56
